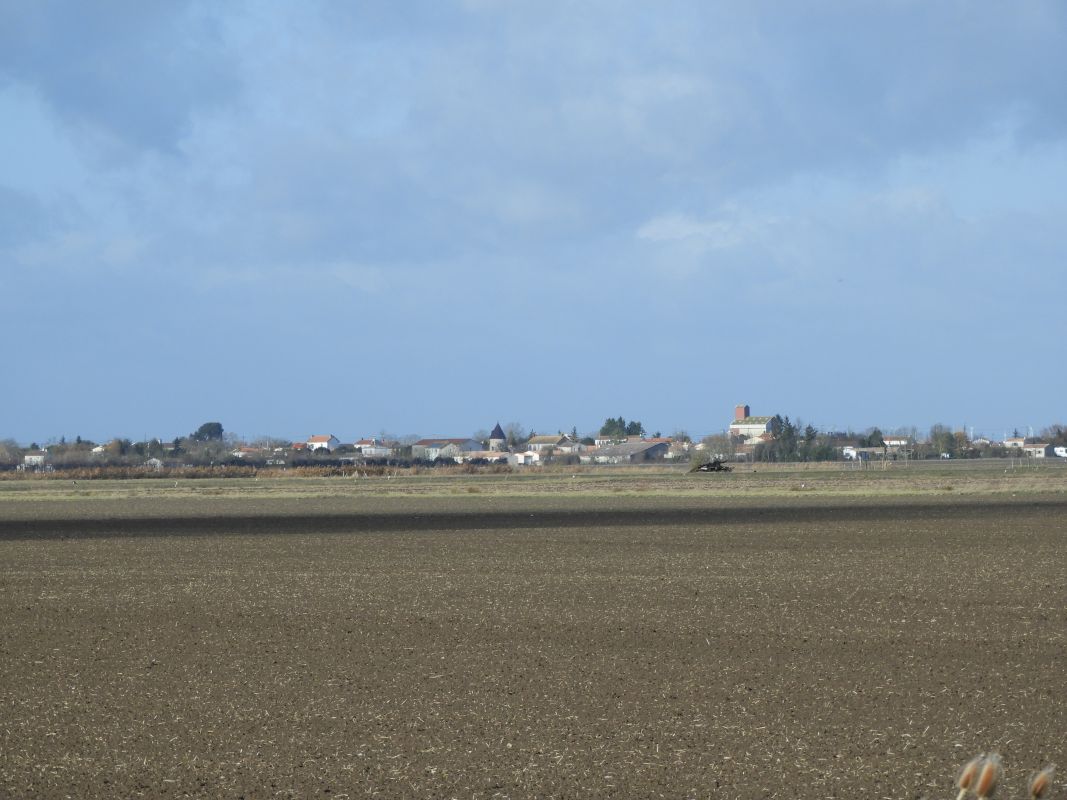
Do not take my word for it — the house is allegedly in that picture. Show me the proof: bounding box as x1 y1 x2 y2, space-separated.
355 438 393 458
231 446 264 459
527 434 573 452
1004 437 1026 449
1023 443 1052 458
666 440 691 459
594 434 625 447
23 450 49 468
307 435 341 452
728 404 774 442
412 438 482 461
586 441 670 464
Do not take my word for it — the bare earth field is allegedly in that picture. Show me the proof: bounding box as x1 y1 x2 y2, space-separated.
2 468 1066 798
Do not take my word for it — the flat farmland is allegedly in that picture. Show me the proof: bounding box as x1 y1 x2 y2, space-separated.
2 473 1067 798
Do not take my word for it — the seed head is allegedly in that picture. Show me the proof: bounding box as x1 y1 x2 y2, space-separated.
1029 765 1055 800
975 753 1002 799
958 754 984 792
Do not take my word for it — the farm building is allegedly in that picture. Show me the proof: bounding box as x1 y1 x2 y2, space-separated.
355 438 393 458
586 441 670 464
1023 443 1052 458
728 404 774 442
412 438 482 461
507 451 541 466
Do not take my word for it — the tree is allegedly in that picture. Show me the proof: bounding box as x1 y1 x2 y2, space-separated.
599 417 627 438
599 417 644 438
929 424 956 457
700 433 735 459
754 415 802 462
1041 425 1067 447
0 439 21 467
504 422 527 448
192 422 224 442
861 428 885 448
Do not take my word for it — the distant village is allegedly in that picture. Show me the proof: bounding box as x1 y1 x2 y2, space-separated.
6 404 1067 473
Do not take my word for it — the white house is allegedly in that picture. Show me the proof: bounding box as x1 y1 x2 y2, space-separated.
1004 437 1026 449
307 434 341 452
1023 443 1052 458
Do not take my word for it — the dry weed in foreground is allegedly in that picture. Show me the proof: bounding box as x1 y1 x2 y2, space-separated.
955 754 1056 799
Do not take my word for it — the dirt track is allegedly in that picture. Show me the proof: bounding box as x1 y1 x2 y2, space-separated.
2 496 1066 798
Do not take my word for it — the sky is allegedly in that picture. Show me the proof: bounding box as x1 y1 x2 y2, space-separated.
2 1 1066 445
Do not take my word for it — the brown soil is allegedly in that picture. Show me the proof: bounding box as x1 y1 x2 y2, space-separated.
2 495 1066 798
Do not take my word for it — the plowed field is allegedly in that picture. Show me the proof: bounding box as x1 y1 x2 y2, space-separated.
2 492 1066 798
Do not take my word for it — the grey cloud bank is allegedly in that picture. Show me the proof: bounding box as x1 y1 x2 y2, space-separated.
2 1 1065 442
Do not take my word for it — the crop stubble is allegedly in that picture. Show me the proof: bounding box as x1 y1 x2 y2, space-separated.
2 495 1066 798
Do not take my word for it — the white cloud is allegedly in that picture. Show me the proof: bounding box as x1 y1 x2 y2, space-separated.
637 214 740 247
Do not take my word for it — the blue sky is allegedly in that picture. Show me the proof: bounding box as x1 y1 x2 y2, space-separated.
2 1 1065 444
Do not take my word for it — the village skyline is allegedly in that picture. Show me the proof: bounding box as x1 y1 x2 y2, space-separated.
6 405 1066 465
5 410 1067 451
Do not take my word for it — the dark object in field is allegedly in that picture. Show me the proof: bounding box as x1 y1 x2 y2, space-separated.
690 458 732 473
